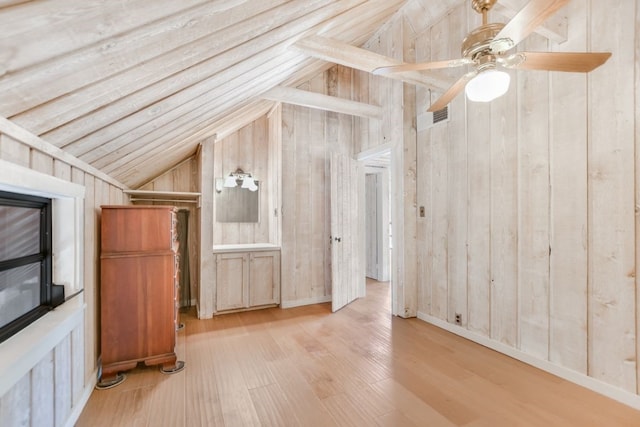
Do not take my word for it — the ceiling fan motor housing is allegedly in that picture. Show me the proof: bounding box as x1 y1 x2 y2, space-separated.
461 23 506 60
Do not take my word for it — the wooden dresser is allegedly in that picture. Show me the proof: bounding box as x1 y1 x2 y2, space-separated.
99 205 183 387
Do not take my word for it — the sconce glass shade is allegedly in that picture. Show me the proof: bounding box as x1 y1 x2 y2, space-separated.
465 69 510 103
241 176 258 192
223 175 238 188
215 178 224 193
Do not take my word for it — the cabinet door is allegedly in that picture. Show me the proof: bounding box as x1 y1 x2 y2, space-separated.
249 251 280 307
216 253 249 311
101 253 176 363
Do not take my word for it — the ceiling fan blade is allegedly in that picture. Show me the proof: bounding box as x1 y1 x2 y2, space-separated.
427 71 477 112
372 58 472 75
492 0 570 52
512 51 612 72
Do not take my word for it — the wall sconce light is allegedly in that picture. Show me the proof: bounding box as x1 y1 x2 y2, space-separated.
223 168 258 192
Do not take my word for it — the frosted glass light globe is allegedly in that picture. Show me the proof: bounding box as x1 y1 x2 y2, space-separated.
465 69 510 103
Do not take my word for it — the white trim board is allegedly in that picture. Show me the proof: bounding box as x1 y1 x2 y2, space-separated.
357 142 394 161
0 116 126 189
416 312 640 411
64 368 98 427
0 297 85 397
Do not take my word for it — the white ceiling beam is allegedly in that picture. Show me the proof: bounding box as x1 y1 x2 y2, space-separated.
294 35 455 91
262 86 382 119
493 0 567 44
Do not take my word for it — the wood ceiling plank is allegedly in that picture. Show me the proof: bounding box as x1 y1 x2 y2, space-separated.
0 0 295 117
115 102 275 187
103 57 320 183
96 0 405 183
50 0 385 156
311 0 405 36
294 36 455 90
95 54 311 173
20 0 398 141
26 0 361 144
1 0 406 187
0 0 32 9
80 50 305 166
0 0 215 74
183 101 276 146
262 86 382 119
0 116 125 188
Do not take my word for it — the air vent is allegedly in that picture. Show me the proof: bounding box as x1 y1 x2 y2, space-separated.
417 105 450 131
433 106 449 124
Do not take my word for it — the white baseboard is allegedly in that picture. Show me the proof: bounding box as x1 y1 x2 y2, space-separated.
64 369 98 427
281 295 331 309
417 311 640 411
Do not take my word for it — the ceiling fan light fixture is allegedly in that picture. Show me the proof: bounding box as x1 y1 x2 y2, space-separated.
465 69 510 103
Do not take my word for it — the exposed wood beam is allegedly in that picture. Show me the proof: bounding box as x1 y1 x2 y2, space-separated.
493 0 568 44
262 86 382 119
294 35 455 90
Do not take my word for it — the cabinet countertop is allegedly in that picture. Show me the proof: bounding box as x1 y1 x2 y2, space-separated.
212 243 280 253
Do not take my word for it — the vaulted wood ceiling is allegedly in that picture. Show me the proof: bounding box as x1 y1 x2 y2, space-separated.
0 0 466 187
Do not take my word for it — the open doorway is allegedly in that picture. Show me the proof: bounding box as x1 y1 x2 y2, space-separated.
359 146 393 310
364 167 391 281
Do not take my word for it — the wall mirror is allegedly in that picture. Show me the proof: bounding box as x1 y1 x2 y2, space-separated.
215 178 260 223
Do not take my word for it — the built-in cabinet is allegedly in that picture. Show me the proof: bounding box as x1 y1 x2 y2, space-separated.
215 249 280 313
197 111 283 318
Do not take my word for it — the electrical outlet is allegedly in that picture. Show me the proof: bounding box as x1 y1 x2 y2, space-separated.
455 313 462 325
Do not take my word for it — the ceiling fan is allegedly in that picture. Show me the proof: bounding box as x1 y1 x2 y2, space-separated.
372 0 611 112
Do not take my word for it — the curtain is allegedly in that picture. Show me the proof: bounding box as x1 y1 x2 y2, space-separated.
177 209 191 308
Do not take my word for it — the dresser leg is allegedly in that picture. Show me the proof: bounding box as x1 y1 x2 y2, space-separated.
95 373 126 389
160 360 185 374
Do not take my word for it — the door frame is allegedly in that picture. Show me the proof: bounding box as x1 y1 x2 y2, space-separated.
357 142 399 316
364 167 390 282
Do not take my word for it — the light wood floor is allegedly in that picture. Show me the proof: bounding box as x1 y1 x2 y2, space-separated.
77 280 640 426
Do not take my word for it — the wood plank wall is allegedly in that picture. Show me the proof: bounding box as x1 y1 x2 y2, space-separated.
404 0 640 400
280 65 355 307
0 126 126 425
213 115 272 245
354 15 418 317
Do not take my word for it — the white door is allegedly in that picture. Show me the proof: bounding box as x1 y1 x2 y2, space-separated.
331 152 365 312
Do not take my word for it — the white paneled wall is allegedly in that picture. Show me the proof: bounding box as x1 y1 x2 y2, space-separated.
400 0 640 407
0 122 127 426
